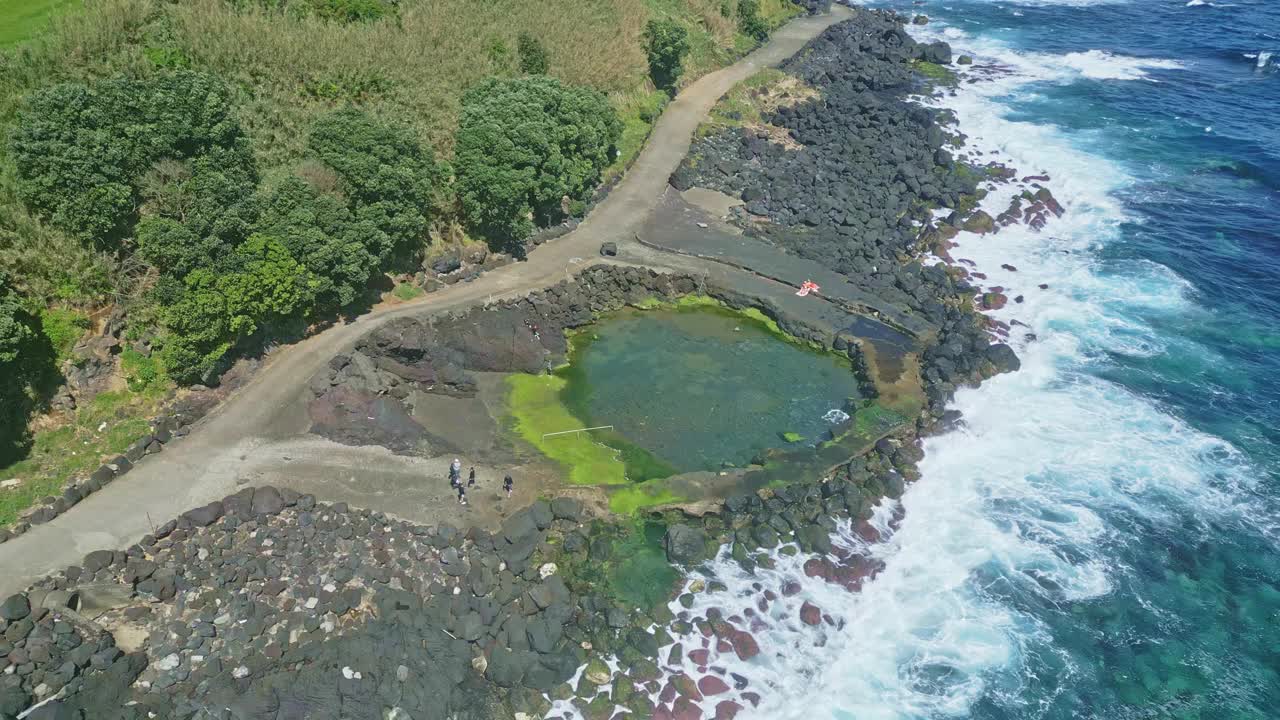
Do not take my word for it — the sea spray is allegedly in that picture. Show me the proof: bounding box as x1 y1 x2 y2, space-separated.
605 12 1266 720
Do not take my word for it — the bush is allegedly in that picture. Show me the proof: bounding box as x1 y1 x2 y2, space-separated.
0 273 35 366
39 308 90 362
518 33 550 75
9 71 255 247
0 272 53 464
158 234 313 383
307 107 446 258
738 0 769 41
643 19 691 93
455 76 621 251
255 175 380 311
306 0 392 23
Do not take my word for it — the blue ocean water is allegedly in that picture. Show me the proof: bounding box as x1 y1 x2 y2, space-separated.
682 2 1280 718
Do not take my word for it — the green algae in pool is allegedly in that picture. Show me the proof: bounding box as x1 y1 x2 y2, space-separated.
560 306 862 474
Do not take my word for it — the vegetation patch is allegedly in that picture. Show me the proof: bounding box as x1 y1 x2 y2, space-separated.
506 374 630 487
912 59 958 86
607 482 684 515
391 282 423 302
700 67 817 147
602 89 669 184
38 307 88 362
0 0 78 47
0 387 164 526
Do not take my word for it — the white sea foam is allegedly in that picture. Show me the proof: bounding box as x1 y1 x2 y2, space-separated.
624 14 1257 720
915 25 1186 83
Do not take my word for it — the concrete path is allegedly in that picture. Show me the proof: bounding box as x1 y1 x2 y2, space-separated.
0 7 851 596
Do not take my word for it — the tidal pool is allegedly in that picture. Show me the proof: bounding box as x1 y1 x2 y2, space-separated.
559 306 862 474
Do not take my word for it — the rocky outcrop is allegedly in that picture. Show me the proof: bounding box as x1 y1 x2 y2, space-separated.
8 488 646 719
673 9 1016 423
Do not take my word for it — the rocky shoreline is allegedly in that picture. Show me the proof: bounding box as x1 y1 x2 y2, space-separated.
0 9 1028 720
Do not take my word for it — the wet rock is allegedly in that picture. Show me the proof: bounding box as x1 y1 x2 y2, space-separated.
984 343 1021 374
0 595 29 621
800 601 822 626
664 525 708 565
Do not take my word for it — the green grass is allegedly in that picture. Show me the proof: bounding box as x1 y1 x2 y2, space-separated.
608 482 683 514
506 373 631 487
781 431 803 443
38 307 89 362
391 281 424 301
0 0 79 47
603 88 669 183
0 387 164 526
913 59 958 86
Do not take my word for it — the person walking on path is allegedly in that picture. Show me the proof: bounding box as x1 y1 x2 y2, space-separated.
449 458 461 485
503 474 513 498
456 482 468 506
468 467 476 487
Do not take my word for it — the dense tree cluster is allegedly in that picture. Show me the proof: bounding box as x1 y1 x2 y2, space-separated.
3 1 785 394
10 71 253 247
455 76 621 251
643 19 691 93
10 71 448 383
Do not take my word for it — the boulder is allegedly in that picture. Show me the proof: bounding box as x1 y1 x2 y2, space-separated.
800 601 822 626
984 343 1021 374
664 524 708 565
250 486 285 516
0 594 29 621
183 501 224 528
549 497 582 521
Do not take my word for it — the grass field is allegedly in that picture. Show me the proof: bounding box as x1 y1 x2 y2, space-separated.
0 0 78 47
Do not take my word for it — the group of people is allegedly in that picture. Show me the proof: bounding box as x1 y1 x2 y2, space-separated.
448 458 514 506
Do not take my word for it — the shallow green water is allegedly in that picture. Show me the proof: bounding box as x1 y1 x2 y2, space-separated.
560 307 861 473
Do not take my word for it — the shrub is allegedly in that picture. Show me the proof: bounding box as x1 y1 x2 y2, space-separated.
9 71 255 247
306 0 392 23
307 107 446 257
518 33 550 75
643 19 691 93
455 76 621 251
738 0 768 41
0 272 51 463
255 175 381 311
39 308 90 362
0 273 35 365
157 234 312 383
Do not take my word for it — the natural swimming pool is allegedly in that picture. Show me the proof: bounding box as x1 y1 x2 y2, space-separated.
557 306 862 474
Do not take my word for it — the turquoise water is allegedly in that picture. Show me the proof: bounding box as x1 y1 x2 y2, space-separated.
561 307 861 473
676 2 1280 718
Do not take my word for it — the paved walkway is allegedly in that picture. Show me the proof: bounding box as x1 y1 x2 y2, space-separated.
0 7 852 596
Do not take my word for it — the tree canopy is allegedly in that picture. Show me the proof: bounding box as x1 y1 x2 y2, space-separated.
454 76 621 250
9 71 254 247
643 19 691 93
